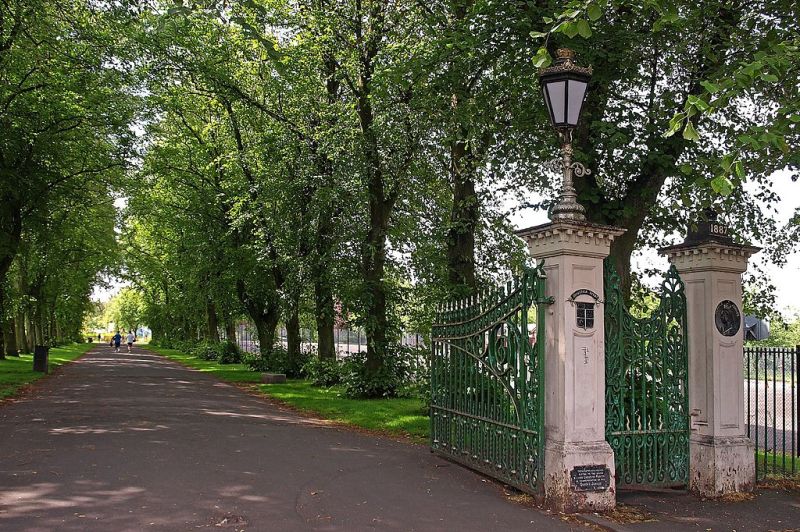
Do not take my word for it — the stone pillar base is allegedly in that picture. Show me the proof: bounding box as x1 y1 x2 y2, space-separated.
543 440 616 513
690 434 755 497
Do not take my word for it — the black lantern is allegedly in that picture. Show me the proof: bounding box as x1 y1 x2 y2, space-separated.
539 49 592 131
537 48 593 222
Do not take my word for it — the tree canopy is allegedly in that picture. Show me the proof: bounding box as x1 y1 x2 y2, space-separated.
0 0 797 394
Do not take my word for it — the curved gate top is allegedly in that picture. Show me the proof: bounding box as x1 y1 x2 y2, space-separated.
430 265 551 494
604 260 690 487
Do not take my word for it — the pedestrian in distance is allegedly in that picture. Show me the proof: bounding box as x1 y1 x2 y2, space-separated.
126 330 135 353
112 331 122 353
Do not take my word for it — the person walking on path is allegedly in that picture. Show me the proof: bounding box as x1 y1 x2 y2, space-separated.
112 331 122 353
126 330 135 353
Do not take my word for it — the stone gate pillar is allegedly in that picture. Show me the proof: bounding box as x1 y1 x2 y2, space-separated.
518 221 625 513
661 216 759 497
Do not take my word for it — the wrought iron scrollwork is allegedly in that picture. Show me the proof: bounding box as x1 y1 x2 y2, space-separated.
604 260 689 487
430 264 551 493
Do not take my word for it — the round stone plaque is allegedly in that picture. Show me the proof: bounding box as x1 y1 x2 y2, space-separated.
714 300 741 337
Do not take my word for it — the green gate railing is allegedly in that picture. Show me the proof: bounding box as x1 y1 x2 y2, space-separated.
604 260 690 487
430 265 551 494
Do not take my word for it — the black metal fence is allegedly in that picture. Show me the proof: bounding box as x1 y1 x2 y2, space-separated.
744 345 799 479
222 322 425 359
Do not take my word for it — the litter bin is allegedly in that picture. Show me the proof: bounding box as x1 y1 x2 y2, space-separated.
33 345 49 373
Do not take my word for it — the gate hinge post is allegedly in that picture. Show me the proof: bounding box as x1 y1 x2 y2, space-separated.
661 238 759 497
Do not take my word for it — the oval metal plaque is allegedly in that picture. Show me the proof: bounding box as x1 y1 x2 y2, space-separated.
714 300 741 337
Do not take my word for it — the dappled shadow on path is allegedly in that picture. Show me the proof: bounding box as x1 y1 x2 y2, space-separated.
0 347 570 531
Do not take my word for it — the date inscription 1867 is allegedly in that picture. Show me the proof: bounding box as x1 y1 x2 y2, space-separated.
570 465 610 492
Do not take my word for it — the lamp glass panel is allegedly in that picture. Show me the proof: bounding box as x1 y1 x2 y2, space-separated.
566 80 588 125
545 80 566 125
542 86 556 125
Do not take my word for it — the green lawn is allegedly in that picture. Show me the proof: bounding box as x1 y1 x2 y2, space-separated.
757 450 800 479
146 346 264 382
260 380 429 442
148 345 429 442
0 343 96 399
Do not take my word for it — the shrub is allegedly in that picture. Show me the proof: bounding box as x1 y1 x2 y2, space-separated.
157 337 191 351
217 341 242 364
244 345 313 378
243 351 271 372
303 357 344 387
340 345 430 400
191 341 219 360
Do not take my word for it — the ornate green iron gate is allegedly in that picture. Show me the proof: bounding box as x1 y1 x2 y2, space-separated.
604 260 690 487
430 266 551 494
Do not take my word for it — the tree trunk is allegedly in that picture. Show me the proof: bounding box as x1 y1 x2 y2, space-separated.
206 301 220 342
314 50 340 361
225 320 236 344
0 199 23 360
33 318 43 346
286 307 300 359
237 279 280 358
16 311 27 353
251 310 279 358
314 215 336 359
315 276 335 359
362 200 390 375
361 173 391 376
4 316 19 357
24 310 34 352
0 285 6 360
354 29 394 381
446 137 479 293
53 314 61 344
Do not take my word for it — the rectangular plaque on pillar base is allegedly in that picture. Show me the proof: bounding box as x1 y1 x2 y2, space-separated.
690 434 755 497
570 465 611 492
543 440 616 513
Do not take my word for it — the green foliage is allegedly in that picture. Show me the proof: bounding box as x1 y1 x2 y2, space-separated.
0 0 138 352
187 340 243 364
303 357 344 387
218 342 244 365
340 345 428 399
190 341 222 361
749 313 800 347
244 346 312 378
104 288 146 333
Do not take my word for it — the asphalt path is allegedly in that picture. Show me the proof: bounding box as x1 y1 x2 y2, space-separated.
0 346 575 531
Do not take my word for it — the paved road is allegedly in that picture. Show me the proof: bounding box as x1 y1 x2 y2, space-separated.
0 346 575 531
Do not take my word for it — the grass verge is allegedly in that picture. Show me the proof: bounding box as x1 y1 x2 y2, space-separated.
259 380 428 442
148 345 429 442
146 346 263 382
756 450 800 479
0 343 96 399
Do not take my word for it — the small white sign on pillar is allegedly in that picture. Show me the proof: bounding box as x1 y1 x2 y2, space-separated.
518 221 625 513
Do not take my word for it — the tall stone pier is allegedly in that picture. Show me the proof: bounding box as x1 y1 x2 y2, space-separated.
661 221 759 497
518 221 625 513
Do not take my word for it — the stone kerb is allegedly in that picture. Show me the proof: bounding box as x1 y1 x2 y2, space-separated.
517 221 625 513
661 239 760 497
